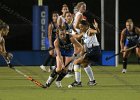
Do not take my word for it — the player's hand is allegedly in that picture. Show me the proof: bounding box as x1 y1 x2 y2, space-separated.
93 19 98 29
62 64 65 69
6 52 13 60
49 48 54 56
120 49 125 53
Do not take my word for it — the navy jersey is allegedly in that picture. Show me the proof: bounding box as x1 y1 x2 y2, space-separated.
125 27 139 47
51 22 57 42
58 34 74 57
64 22 73 34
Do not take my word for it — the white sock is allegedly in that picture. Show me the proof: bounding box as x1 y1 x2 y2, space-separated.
46 76 53 84
74 65 81 82
51 66 56 70
68 62 74 71
84 65 94 81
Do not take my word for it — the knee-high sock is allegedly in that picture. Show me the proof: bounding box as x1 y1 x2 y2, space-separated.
50 57 56 70
44 55 52 66
46 69 58 84
74 64 81 82
84 65 95 81
56 71 67 81
123 58 127 69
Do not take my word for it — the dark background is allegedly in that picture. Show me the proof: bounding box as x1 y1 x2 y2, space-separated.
0 0 139 51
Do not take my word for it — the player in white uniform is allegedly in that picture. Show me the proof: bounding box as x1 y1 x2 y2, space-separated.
72 2 86 35
68 20 101 88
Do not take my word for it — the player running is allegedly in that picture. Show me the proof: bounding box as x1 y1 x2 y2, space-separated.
68 19 101 88
45 28 83 88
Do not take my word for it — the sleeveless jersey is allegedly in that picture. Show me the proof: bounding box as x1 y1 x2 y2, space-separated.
83 28 99 48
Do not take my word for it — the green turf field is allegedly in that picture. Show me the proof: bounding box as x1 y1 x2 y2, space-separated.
0 64 140 100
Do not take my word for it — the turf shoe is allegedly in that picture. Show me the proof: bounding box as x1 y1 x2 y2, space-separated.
69 81 82 87
40 65 47 72
87 80 97 86
55 81 62 88
122 69 127 73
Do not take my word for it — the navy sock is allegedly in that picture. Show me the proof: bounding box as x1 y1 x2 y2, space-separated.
56 72 67 81
123 58 127 69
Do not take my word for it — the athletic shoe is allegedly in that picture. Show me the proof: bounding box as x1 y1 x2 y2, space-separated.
55 81 62 88
65 73 73 78
122 69 127 73
40 65 47 72
8 63 14 68
45 83 51 88
87 80 97 86
69 81 82 87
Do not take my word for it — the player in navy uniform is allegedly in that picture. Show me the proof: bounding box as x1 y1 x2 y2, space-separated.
120 19 140 73
40 12 59 72
57 4 69 29
45 28 83 88
0 20 13 67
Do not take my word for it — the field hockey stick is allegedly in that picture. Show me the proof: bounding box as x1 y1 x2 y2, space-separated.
2 56 46 89
105 45 137 61
46 47 54 51
11 67 46 88
45 56 76 88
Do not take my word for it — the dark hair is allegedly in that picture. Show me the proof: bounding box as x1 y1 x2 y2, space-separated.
0 21 9 30
79 20 89 26
52 11 59 15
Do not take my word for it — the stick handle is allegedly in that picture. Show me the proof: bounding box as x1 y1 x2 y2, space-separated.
106 45 137 61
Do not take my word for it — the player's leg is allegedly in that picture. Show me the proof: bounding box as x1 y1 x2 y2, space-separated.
40 54 51 72
122 46 131 73
68 57 83 87
82 61 97 86
83 46 101 85
135 47 140 64
45 55 62 87
55 57 72 87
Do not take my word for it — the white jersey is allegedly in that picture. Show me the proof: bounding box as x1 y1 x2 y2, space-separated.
72 12 83 34
83 28 99 48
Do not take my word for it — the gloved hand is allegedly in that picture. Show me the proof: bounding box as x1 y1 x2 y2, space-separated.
6 52 13 60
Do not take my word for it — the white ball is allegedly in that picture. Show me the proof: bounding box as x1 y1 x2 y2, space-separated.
68 85 72 88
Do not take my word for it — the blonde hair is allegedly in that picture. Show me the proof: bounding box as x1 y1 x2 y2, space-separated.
76 2 86 10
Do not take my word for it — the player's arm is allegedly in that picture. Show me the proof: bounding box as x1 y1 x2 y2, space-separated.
0 38 7 56
70 36 84 55
135 27 140 36
54 39 65 68
135 27 140 45
48 23 53 48
57 16 62 29
0 38 12 62
89 19 100 35
120 29 126 51
72 32 83 40
73 14 82 30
